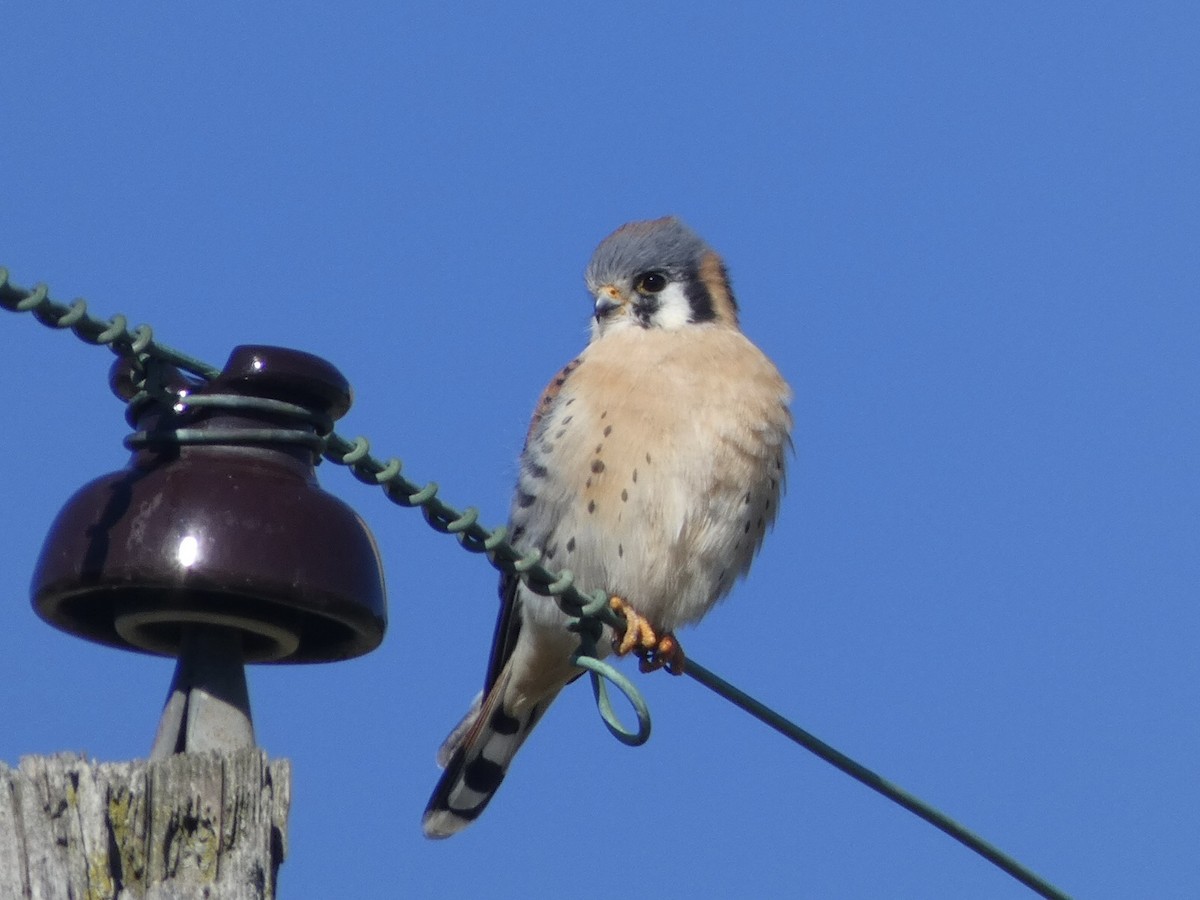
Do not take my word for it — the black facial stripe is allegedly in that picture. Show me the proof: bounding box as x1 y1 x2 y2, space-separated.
633 293 660 326
684 266 717 323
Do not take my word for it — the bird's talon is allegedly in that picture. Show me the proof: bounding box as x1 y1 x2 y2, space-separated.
609 596 639 655
656 634 686 676
638 634 685 675
610 596 642 655
609 596 685 675
610 596 656 655
637 619 656 650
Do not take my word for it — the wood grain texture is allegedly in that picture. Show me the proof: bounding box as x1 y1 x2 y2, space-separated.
0 750 290 900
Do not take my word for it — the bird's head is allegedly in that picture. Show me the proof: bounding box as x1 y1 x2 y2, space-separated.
584 216 740 340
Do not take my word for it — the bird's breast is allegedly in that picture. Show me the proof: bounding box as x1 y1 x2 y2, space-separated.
512 325 791 632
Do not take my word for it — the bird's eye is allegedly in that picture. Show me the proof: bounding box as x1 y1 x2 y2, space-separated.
636 272 668 294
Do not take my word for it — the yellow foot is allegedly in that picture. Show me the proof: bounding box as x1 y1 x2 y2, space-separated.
609 596 686 676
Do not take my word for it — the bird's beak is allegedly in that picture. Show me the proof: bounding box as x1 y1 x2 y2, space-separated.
594 284 627 319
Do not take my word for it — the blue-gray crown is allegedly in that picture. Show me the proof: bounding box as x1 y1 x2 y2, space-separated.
584 217 711 289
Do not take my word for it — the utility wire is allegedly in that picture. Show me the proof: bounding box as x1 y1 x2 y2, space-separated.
1 268 1072 899
686 660 1069 899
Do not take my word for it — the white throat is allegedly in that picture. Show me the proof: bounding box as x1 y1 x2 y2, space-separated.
590 281 694 341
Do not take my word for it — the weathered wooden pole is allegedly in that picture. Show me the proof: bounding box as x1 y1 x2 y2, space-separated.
0 750 289 899
10 346 387 899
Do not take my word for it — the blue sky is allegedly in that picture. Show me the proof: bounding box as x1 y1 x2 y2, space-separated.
3 3 1197 897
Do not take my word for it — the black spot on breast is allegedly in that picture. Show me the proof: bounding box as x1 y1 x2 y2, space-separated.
601 410 608 419
757 517 765 530
632 469 638 483
621 489 628 502
555 429 566 439
587 499 596 514
591 459 605 474
586 477 592 488
545 542 558 560
595 444 603 454
743 492 752 505
603 425 612 437
564 398 575 406
540 442 554 455
562 415 574 425
527 461 548 479
567 537 576 553
517 490 536 508
618 543 624 557
512 525 526 541
645 452 652 464
743 521 751 534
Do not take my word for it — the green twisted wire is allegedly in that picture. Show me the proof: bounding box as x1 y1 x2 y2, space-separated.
0 272 219 379
0 267 651 745
327 428 652 744
0 268 1071 899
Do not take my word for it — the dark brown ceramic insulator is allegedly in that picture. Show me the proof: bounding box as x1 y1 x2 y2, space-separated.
30 345 387 756
31 345 387 664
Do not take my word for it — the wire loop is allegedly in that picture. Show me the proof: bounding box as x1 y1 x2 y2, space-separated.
93 314 128 346
54 299 89 329
15 282 47 312
340 436 371 465
482 526 508 551
573 651 652 746
512 549 542 573
576 589 612 618
373 456 403 483
397 481 438 507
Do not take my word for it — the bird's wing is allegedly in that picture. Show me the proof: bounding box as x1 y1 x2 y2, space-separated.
483 355 582 693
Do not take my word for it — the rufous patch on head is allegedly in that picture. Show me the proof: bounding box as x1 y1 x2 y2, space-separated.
699 251 740 326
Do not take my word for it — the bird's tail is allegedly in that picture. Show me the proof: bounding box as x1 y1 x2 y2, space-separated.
423 668 558 838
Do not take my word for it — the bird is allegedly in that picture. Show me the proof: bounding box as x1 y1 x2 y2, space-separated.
423 216 792 838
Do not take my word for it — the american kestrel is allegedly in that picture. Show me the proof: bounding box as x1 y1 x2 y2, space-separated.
423 216 792 838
